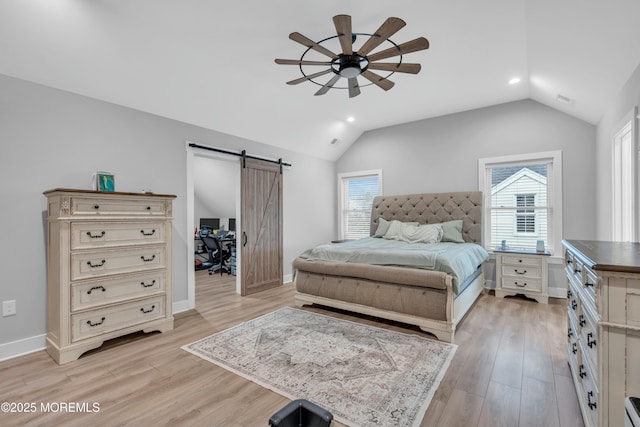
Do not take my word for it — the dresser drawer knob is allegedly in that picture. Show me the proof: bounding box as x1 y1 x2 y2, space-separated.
87 285 106 295
140 229 156 236
585 281 594 288
568 327 573 338
571 300 577 311
572 342 577 354
140 280 156 288
146 206 151 210
140 305 156 314
579 314 586 327
87 317 106 327
587 332 596 348
87 231 106 239
567 290 572 298
587 391 596 410
140 255 156 262
514 269 527 275
87 259 106 268
94 205 100 210
574 268 582 274
515 281 527 287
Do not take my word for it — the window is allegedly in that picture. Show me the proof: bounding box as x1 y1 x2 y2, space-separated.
479 151 562 254
516 194 535 233
612 108 637 242
338 170 382 240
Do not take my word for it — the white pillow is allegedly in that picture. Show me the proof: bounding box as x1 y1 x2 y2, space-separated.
389 222 444 244
374 218 390 237
382 220 419 240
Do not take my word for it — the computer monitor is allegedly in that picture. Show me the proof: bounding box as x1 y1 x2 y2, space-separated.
228 218 236 232
199 218 220 231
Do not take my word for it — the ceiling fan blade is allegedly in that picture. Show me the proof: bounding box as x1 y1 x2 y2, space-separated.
361 70 395 91
275 59 333 66
287 69 334 85
289 32 338 59
366 37 429 62
333 14 353 55
367 62 422 74
348 77 360 98
315 74 342 96
357 17 406 57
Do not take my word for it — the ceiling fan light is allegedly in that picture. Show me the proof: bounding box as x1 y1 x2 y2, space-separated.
339 64 362 78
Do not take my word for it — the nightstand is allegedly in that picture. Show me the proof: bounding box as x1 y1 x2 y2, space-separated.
494 249 549 304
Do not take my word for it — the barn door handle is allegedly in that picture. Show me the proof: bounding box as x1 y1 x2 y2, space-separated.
242 231 247 247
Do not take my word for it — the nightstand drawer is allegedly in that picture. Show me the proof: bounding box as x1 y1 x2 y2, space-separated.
501 255 542 267
502 277 542 292
501 265 541 279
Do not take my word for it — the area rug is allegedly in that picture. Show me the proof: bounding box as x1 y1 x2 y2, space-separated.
181 307 456 427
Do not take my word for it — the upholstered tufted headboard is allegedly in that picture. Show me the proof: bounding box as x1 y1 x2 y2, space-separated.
369 192 483 244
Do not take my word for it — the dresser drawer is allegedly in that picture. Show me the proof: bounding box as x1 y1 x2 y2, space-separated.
71 296 165 342
71 245 166 280
71 197 166 216
501 265 541 279
579 357 599 427
502 277 542 292
579 302 599 374
71 271 165 311
71 221 166 250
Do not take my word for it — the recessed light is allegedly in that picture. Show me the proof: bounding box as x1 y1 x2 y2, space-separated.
508 77 521 85
346 116 355 122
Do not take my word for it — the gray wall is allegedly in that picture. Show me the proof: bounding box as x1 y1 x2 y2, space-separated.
0 74 335 353
595 63 640 239
336 99 597 294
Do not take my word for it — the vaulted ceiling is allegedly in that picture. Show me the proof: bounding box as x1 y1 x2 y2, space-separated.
2 0 639 161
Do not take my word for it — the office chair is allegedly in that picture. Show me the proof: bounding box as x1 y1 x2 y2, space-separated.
200 230 231 276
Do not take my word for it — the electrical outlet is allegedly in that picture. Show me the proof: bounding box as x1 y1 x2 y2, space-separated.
2 300 16 316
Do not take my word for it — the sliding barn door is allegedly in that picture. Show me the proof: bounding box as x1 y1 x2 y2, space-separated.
240 158 283 295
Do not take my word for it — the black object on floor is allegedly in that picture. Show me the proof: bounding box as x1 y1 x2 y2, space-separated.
268 399 333 427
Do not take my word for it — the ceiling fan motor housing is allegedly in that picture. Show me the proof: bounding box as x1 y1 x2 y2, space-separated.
334 54 368 78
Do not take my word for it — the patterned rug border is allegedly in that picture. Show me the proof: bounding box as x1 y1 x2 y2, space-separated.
181 307 457 427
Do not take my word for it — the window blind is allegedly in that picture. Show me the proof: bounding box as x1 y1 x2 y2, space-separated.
340 173 380 240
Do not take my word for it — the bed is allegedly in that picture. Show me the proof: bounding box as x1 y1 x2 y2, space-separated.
292 191 488 342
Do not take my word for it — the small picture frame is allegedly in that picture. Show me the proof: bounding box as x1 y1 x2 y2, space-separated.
94 172 115 192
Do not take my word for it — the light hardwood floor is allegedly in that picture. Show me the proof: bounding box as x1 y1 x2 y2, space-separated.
0 270 583 427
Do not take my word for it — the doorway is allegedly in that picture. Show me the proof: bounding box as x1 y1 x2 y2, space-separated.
186 146 241 309
185 143 285 308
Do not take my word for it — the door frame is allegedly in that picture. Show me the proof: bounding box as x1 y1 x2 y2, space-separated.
185 142 241 310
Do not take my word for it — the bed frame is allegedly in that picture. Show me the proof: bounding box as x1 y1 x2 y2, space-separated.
293 192 485 342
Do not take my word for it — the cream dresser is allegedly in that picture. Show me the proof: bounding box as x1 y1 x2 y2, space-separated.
44 189 176 364
563 239 640 427
494 249 549 304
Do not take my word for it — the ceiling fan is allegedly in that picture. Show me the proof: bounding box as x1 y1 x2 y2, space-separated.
275 14 429 98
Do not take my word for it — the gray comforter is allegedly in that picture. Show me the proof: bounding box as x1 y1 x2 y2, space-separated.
299 237 489 293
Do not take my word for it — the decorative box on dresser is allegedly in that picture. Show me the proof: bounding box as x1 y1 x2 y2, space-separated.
563 239 640 427
494 249 549 304
44 189 176 364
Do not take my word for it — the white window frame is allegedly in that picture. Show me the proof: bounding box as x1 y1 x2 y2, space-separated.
612 107 638 242
478 151 563 256
337 169 383 240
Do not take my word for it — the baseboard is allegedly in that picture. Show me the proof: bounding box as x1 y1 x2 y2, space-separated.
283 273 293 284
173 299 192 314
0 334 46 362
